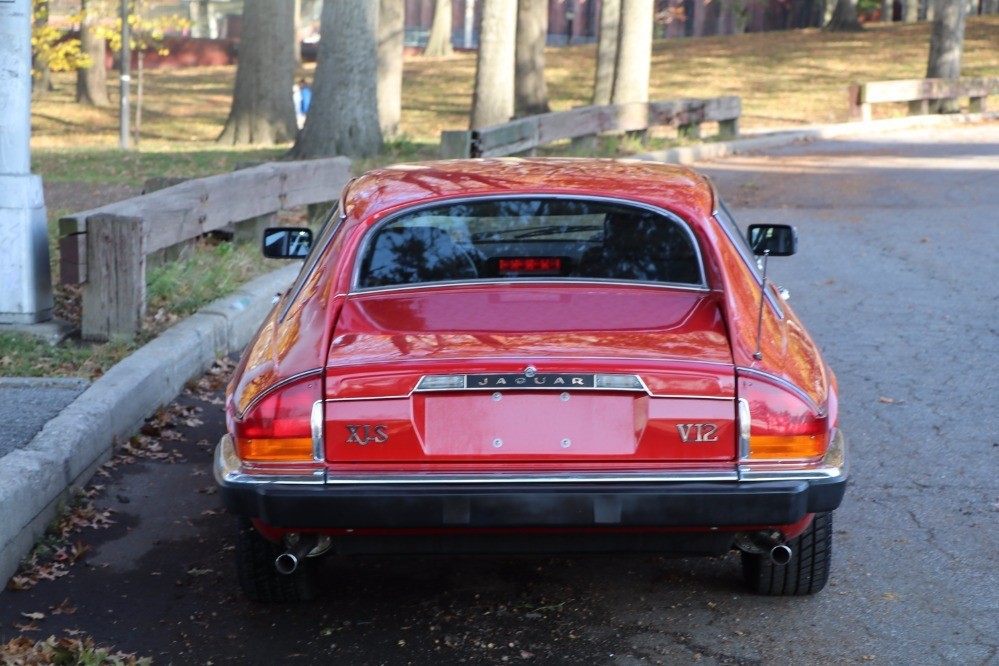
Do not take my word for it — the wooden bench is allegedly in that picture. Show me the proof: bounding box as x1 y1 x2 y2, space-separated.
59 158 351 342
849 77 998 121
441 96 741 159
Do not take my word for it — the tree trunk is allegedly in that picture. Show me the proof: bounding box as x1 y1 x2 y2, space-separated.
665 0 686 37
76 0 111 107
593 0 620 105
718 0 736 33
824 0 863 30
134 50 144 147
218 0 297 145
926 0 967 112
611 0 654 105
294 0 302 65
378 0 404 138
693 0 708 36
424 0 454 56
515 0 550 117
903 0 919 21
290 0 383 157
471 0 516 129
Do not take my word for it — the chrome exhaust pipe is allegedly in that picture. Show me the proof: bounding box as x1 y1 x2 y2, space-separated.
769 544 793 566
275 534 318 575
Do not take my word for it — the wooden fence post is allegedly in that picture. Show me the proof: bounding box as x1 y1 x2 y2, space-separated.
848 84 871 122
440 130 474 158
678 122 702 140
718 118 739 140
82 214 145 341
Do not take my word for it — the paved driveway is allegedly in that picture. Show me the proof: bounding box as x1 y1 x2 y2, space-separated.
2 123 996 665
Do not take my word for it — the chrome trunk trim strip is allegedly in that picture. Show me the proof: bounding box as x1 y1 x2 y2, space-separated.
311 400 324 461
324 471 741 485
737 398 751 459
735 366 825 416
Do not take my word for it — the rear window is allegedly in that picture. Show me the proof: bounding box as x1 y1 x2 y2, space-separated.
355 198 704 290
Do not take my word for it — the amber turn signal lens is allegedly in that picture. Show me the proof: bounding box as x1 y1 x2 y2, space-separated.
749 434 827 460
235 437 314 462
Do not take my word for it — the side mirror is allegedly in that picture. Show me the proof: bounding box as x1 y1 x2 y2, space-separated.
747 224 797 256
262 227 313 259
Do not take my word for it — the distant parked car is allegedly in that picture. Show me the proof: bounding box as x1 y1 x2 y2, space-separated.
216 158 848 602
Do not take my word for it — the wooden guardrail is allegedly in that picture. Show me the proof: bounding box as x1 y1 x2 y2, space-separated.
440 96 741 159
59 157 351 342
848 77 997 121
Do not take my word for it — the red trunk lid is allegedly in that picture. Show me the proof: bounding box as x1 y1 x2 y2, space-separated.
324 284 736 466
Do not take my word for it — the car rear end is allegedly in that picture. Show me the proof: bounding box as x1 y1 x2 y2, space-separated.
215 169 847 600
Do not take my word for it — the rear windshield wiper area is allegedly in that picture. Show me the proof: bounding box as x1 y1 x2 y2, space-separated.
472 225 602 241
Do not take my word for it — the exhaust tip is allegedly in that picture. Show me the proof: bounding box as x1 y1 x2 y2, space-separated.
274 552 299 575
770 544 793 566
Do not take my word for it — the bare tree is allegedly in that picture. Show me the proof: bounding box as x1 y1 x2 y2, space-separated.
471 0 516 129
293 0 302 65
718 0 737 34
903 0 920 21
824 0 863 30
515 0 549 117
592 0 620 105
378 0 404 138
611 0 654 105
424 0 454 56
926 0 967 112
76 0 111 107
692 0 708 36
218 0 297 145
290 0 383 157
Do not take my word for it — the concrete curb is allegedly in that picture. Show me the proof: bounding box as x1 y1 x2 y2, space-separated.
632 112 997 164
0 263 301 588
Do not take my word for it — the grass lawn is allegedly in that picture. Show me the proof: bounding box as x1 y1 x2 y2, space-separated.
6 16 997 377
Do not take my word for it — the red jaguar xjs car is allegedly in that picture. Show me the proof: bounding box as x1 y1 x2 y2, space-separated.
215 158 847 602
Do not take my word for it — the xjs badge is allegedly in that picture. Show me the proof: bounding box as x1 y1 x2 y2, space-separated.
346 424 389 445
676 423 719 443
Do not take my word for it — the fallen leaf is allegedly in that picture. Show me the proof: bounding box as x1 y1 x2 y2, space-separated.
50 598 77 615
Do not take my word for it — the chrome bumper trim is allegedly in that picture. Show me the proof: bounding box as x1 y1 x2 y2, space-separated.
214 435 326 486
738 428 848 482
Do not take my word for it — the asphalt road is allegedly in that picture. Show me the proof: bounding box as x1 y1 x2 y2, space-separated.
2 123 997 665
0 378 89 458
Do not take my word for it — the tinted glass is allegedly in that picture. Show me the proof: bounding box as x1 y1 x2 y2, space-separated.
356 198 702 289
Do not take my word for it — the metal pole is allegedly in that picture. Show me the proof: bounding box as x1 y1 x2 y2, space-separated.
120 0 131 150
0 0 53 325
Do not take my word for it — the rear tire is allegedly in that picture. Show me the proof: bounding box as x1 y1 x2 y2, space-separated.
741 511 832 596
234 518 319 602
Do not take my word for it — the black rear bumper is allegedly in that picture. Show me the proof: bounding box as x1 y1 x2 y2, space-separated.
218 475 847 531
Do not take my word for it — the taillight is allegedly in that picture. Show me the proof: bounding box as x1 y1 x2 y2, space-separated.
739 375 828 461
232 378 321 462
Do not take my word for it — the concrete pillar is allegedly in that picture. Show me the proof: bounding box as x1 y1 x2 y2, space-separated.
0 0 53 325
